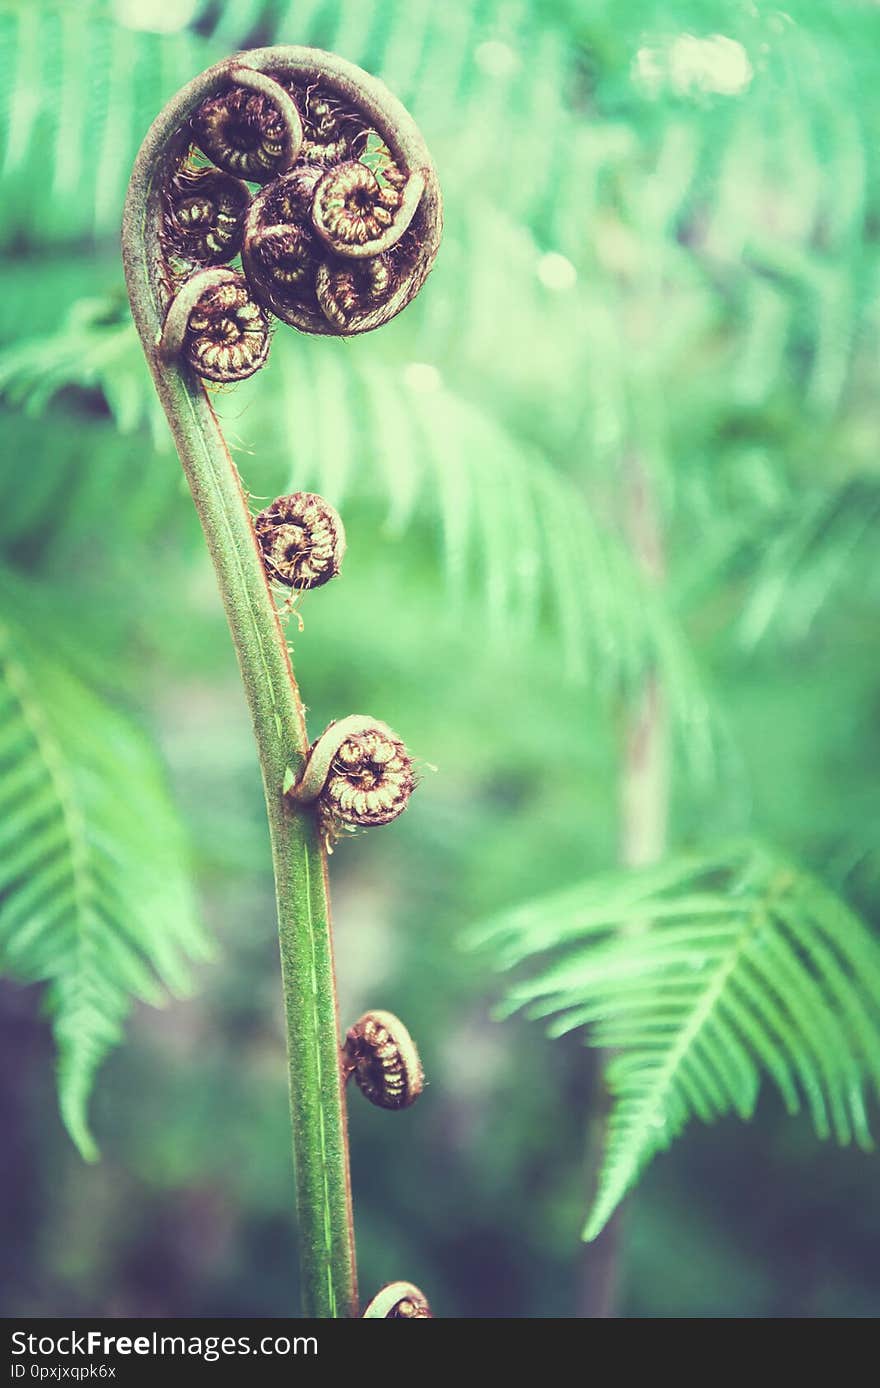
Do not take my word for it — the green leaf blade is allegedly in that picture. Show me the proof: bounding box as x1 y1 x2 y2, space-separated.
472 842 880 1241
0 608 207 1159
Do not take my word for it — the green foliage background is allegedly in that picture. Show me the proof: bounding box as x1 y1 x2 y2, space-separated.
1 0 879 1316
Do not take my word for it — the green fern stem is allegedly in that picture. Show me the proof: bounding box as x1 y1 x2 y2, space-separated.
122 52 360 1319
582 453 669 1314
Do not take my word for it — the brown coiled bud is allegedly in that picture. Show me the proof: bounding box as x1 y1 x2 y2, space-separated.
162 166 250 267
254 492 345 590
362 1282 433 1319
343 1010 424 1110
240 170 324 332
191 71 302 182
289 715 416 841
315 255 394 332
236 59 441 337
320 723 414 829
163 270 271 383
311 160 404 252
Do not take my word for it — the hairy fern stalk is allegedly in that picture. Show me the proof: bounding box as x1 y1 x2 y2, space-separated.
120 46 441 1318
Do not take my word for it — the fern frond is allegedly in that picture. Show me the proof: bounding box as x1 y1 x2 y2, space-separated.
0 285 188 561
0 0 201 246
469 841 880 1239
738 477 880 647
0 293 167 446
0 602 208 1158
676 463 880 648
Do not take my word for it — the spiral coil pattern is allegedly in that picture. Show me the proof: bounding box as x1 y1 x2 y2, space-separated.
162 166 250 267
156 54 441 377
343 1010 424 1110
290 716 416 842
161 269 270 382
255 492 346 590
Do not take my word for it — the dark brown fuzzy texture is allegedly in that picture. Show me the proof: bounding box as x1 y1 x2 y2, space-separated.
183 274 271 382
254 492 346 589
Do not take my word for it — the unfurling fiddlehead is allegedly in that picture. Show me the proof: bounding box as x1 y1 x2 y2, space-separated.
151 51 441 362
160 268 271 382
190 69 303 181
343 1010 424 1110
255 492 346 590
237 70 439 335
162 166 250 267
362 1283 433 1319
289 715 416 843
124 45 440 1319
310 160 421 256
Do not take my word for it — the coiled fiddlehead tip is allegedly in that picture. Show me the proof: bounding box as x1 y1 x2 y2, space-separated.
362 1282 433 1319
311 159 419 257
237 63 440 337
289 715 416 840
160 268 271 382
343 1010 424 1110
190 68 303 182
142 47 442 371
162 166 250 268
254 492 346 590
315 255 394 333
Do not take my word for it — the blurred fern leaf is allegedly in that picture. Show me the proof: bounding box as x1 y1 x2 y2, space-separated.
0 287 190 562
0 294 166 444
265 335 683 688
470 842 880 1239
0 600 208 1158
0 0 201 246
737 477 880 648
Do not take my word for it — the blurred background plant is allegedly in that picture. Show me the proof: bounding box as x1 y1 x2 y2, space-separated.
1 0 879 1318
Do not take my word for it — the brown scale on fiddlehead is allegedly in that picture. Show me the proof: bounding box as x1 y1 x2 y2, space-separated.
160 268 271 382
362 1282 433 1318
289 714 416 843
342 1010 424 1110
254 492 346 590
162 165 250 267
190 68 303 182
315 254 394 332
